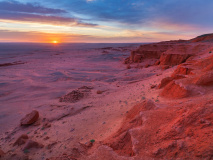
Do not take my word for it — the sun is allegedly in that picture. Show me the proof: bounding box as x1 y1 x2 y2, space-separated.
52 40 58 44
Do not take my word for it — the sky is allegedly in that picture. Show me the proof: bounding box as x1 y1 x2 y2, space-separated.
0 0 212 43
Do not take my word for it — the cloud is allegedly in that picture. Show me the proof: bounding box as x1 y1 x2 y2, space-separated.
0 0 66 14
0 0 98 27
41 0 213 29
0 10 98 27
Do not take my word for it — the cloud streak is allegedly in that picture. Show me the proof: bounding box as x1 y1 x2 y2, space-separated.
0 0 97 27
0 0 66 14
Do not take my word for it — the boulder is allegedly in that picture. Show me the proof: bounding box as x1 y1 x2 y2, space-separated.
23 140 44 151
14 134 29 146
97 90 103 94
20 110 39 126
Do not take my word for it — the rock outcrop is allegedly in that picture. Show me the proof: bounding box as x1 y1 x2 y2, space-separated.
160 81 189 99
130 43 173 63
20 110 39 126
190 33 213 42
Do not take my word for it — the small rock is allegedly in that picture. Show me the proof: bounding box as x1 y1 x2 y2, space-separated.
97 90 103 94
42 122 51 129
20 110 39 126
126 64 131 69
145 64 150 68
70 128 75 132
14 134 29 146
154 60 160 65
161 65 170 70
151 84 157 89
43 136 50 140
23 140 44 150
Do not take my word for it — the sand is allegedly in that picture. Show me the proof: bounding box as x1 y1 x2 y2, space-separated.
0 36 213 160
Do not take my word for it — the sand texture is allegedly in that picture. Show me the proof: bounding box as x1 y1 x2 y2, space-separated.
0 34 213 160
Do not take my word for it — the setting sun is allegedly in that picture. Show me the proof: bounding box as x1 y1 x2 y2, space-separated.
52 40 58 44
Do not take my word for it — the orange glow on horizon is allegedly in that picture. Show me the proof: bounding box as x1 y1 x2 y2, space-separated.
52 40 58 44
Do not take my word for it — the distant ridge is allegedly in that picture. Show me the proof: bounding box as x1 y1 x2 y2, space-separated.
190 33 213 42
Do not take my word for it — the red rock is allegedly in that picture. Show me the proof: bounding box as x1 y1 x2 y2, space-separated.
160 53 191 66
59 90 84 103
160 81 189 99
13 134 29 146
97 90 103 94
193 71 213 85
154 60 160 65
158 75 186 89
130 43 173 62
161 65 170 70
145 64 150 68
189 33 213 42
158 77 174 89
20 110 39 126
124 57 130 64
133 54 143 63
42 122 51 129
171 74 186 80
0 149 5 158
108 99 156 137
126 64 131 69
171 65 193 77
203 62 213 72
151 84 157 89
109 131 135 157
23 140 44 150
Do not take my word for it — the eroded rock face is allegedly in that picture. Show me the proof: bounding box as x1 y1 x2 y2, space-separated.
158 77 174 89
130 43 173 62
20 110 39 126
160 81 189 99
103 100 156 157
193 71 213 86
159 53 191 66
171 65 193 77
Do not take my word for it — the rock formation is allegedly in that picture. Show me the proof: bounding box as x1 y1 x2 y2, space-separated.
20 110 39 126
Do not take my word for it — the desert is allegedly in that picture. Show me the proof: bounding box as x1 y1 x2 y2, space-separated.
0 34 213 160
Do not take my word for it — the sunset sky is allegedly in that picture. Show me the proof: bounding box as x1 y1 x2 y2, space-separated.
0 0 212 43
